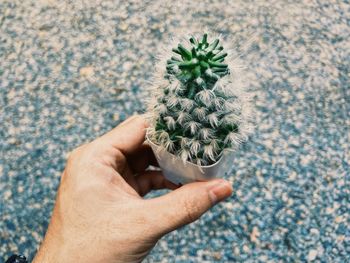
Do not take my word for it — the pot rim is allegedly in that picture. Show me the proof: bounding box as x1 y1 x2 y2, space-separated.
145 131 224 169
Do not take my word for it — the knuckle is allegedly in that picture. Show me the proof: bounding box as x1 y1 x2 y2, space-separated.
67 143 89 163
133 114 148 127
182 198 199 224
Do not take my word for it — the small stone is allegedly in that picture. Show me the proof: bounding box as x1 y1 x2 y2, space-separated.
4 190 12 199
65 115 76 127
79 66 95 78
282 193 288 202
212 251 221 260
296 92 305 100
263 140 273 150
24 142 33 150
308 249 318 261
224 202 234 209
300 155 312 166
113 113 120 121
337 235 345 242
289 171 297 180
325 206 335 214
17 186 24 193
250 226 260 243
295 121 303 129
242 245 250 253
233 246 240 255
335 216 344 223
265 191 273 200
8 137 18 145
119 22 128 31
310 228 319 236
123 61 133 71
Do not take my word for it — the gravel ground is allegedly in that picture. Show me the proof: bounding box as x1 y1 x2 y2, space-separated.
1 0 349 262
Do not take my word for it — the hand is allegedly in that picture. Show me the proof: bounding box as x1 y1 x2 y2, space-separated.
33 115 233 263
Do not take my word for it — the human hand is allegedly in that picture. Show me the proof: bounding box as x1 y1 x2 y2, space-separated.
33 115 233 263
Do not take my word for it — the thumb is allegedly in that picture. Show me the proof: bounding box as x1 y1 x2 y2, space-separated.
147 179 233 236
98 114 148 155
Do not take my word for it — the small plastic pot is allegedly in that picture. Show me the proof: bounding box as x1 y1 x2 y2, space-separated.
146 135 234 185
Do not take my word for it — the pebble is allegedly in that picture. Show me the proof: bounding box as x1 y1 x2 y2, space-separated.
79 66 95 78
308 249 318 261
250 226 260 243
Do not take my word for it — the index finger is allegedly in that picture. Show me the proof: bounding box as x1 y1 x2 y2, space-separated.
99 114 149 155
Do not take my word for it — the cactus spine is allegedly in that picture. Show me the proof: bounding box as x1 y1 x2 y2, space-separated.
147 33 253 166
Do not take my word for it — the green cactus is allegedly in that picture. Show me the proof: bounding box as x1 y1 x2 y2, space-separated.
147 33 253 166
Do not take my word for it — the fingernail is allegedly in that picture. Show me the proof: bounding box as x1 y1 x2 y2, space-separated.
208 180 233 205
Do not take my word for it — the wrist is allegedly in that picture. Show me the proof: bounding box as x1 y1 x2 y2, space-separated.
33 240 63 263
33 233 114 263
33 231 80 263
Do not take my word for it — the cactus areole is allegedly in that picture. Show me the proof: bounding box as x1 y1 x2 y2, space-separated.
147 33 253 166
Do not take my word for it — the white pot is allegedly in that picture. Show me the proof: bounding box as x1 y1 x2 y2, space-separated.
146 135 234 185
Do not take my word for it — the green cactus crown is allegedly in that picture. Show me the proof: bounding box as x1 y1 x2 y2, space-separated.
166 33 229 96
147 33 253 166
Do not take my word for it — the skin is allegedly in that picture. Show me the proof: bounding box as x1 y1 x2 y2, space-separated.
33 114 233 263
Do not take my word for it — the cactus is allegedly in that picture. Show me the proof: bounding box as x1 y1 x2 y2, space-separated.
147 33 253 166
